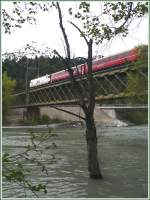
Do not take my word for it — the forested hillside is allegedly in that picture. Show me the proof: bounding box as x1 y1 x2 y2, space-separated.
2 56 86 91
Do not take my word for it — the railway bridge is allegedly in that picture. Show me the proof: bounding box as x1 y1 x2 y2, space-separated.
10 62 147 122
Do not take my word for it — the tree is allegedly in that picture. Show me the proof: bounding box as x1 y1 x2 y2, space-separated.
2 71 16 124
2 1 148 178
53 2 148 179
127 45 148 103
123 45 148 124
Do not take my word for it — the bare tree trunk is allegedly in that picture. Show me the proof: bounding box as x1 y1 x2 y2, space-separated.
85 113 102 179
56 2 102 179
85 39 102 179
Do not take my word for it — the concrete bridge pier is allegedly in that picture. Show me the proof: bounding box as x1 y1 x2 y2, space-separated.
25 107 40 122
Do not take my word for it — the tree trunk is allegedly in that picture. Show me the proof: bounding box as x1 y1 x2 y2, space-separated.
85 114 102 179
56 2 102 179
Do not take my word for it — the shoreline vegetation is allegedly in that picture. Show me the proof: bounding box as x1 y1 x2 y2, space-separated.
3 46 148 127
3 111 147 128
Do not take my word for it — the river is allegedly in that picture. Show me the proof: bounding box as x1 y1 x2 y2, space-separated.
2 124 148 198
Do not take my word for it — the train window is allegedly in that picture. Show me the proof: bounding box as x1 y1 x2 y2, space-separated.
122 51 130 57
77 65 81 69
96 57 110 65
92 50 131 66
113 51 129 60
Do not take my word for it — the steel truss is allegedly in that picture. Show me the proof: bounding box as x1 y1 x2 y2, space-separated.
12 64 148 108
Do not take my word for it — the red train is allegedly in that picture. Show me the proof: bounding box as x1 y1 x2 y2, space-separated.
29 48 138 88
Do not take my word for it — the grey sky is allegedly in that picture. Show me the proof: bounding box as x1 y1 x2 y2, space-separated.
2 1 149 58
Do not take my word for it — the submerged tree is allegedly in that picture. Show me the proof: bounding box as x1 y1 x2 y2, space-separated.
2 1 148 178
52 1 148 179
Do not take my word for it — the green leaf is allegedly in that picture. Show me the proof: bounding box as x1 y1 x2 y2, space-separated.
2 152 10 162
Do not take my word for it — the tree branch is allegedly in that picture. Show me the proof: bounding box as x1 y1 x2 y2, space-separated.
49 105 85 120
69 21 89 45
56 2 71 60
53 49 67 66
87 39 95 115
115 2 133 34
55 2 88 114
67 21 95 115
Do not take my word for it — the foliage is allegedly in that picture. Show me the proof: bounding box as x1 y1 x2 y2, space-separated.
126 45 148 105
44 117 67 124
2 2 51 34
68 2 148 44
136 44 148 63
19 114 67 126
118 110 148 125
2 2 148 91
2 1 148 179
3 128 59 197
119 45 148 125
38 115 67 125
39 114 67 125
2 71 16 123
2 55 86 91
2 2 148 44
39 114 51 124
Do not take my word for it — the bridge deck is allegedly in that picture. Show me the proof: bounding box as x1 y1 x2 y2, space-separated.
11 62 147 108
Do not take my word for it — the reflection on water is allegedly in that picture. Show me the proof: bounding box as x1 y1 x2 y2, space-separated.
2 125 148 198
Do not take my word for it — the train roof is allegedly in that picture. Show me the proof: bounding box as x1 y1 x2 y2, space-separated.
93 48 135 63
30 74 49 82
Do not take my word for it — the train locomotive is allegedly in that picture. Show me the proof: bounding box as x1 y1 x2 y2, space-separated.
29 48 138 88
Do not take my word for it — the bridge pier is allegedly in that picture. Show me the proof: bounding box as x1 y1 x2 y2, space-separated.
26 107 40 122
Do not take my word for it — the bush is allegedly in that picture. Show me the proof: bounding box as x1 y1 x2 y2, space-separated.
39 114 51 124
39 115 67 124
2 71 16 124
20 114 67 125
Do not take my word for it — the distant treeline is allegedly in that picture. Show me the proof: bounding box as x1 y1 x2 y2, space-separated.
2 56 86 91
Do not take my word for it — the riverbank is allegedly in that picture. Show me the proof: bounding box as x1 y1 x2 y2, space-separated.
2 119 132 130
6 105 147 127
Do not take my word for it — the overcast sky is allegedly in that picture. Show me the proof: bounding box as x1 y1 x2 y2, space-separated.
2 1 149 58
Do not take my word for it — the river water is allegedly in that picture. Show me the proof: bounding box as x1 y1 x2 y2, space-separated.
2 124 148 198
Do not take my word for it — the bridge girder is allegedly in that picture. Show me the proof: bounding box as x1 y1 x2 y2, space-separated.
11 64 147 108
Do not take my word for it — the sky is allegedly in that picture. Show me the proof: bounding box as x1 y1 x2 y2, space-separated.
2 1 149 59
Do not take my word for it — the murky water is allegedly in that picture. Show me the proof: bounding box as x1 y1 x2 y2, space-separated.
2 125 148 198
